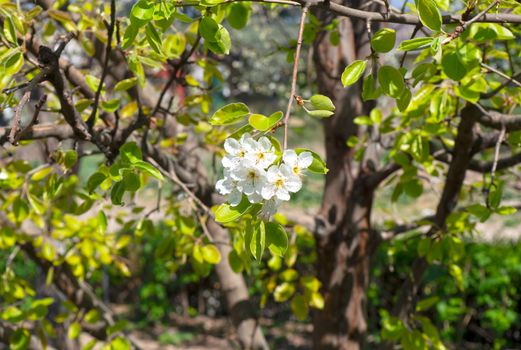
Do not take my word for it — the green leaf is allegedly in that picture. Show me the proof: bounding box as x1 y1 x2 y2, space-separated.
120 142 142 163
206 25 231 55
416 0 442 32
110 181 125 205
295 148 328 174
265 222 288 257
145 23 162 54
306 109 334 118
248 111 283 131
371 28 396 53
101 98 120 113
397 89 412 112
442 51 466 81
87 172 107 193
130 0 154 22
9 328 30 350
250 221 266 261
291 294 309 321
199 17 231 55
362 74 381 101
341 60 367 87
227 3 251 30
398 37 434 51
210 103 250 125
67 322 81 340
122 23 139 50
133 160 164 180
378 65 405 98
114 77 138 92
201 244 221 264
228 250 243 273
199 16 219 39
31 166 52 181
274 282 295 302
122 171 141 191
309 94 335 112
214 196 253 223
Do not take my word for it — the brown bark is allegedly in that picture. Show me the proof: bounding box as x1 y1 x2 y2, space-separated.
311 2 380 349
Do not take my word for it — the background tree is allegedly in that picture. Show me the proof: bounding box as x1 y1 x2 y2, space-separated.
1 1 521 350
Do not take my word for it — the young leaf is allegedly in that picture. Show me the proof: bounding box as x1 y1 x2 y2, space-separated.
210 103 250 125
248 111 283 131
265 222 288 257
378 65 405 98
341 60 367 87
214 196 253 223
201 245 222 264
133 161 164 181
114 77 137 92
371 28 396 53
398 37 434 51
250 221 266 260
416 0 442 32
227 3 251 30
309 94 335 112
306 109 335 118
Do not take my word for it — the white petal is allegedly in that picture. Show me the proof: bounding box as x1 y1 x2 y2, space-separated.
242 180 255 195
258 137 272 151
298 152 313 169
283 149 298 166
224 138 241 155
264 153 277 166
266 165 280 182
285 176 302 192
229 190 243 206
279 163 293 178
261 185 275 200
242 138 258 152
248 192 262 203
275 188 290 201
240 133 253 144
215 179 230 195
222 155 238 168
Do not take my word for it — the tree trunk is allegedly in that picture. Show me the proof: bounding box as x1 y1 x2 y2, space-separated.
208 220 269 350
311 2 380 349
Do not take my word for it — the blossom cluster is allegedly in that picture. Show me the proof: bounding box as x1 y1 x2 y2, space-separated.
216 133 312 219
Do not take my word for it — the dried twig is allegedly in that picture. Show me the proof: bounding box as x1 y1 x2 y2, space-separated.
283 2 310 149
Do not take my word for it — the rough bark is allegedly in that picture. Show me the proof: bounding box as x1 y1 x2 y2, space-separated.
311 2 379 349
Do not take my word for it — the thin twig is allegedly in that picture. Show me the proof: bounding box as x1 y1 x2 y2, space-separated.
8 91 31 145
15 95 47 144
481 62 521 89
283 2 309 149
145 156 212 215
86 0 116 128
443 0 500 44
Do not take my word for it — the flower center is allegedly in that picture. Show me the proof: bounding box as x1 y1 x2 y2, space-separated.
293 166 300 175
275 178 285 188
248 170 257 180
239 150 246 158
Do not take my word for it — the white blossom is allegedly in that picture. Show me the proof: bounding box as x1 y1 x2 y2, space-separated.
283 149 313 176
261 164 302 201
259 197 281 220
222 133 255 169
217 134 310 215
233 165 267 198
215 170 242 206
247 136 277 169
